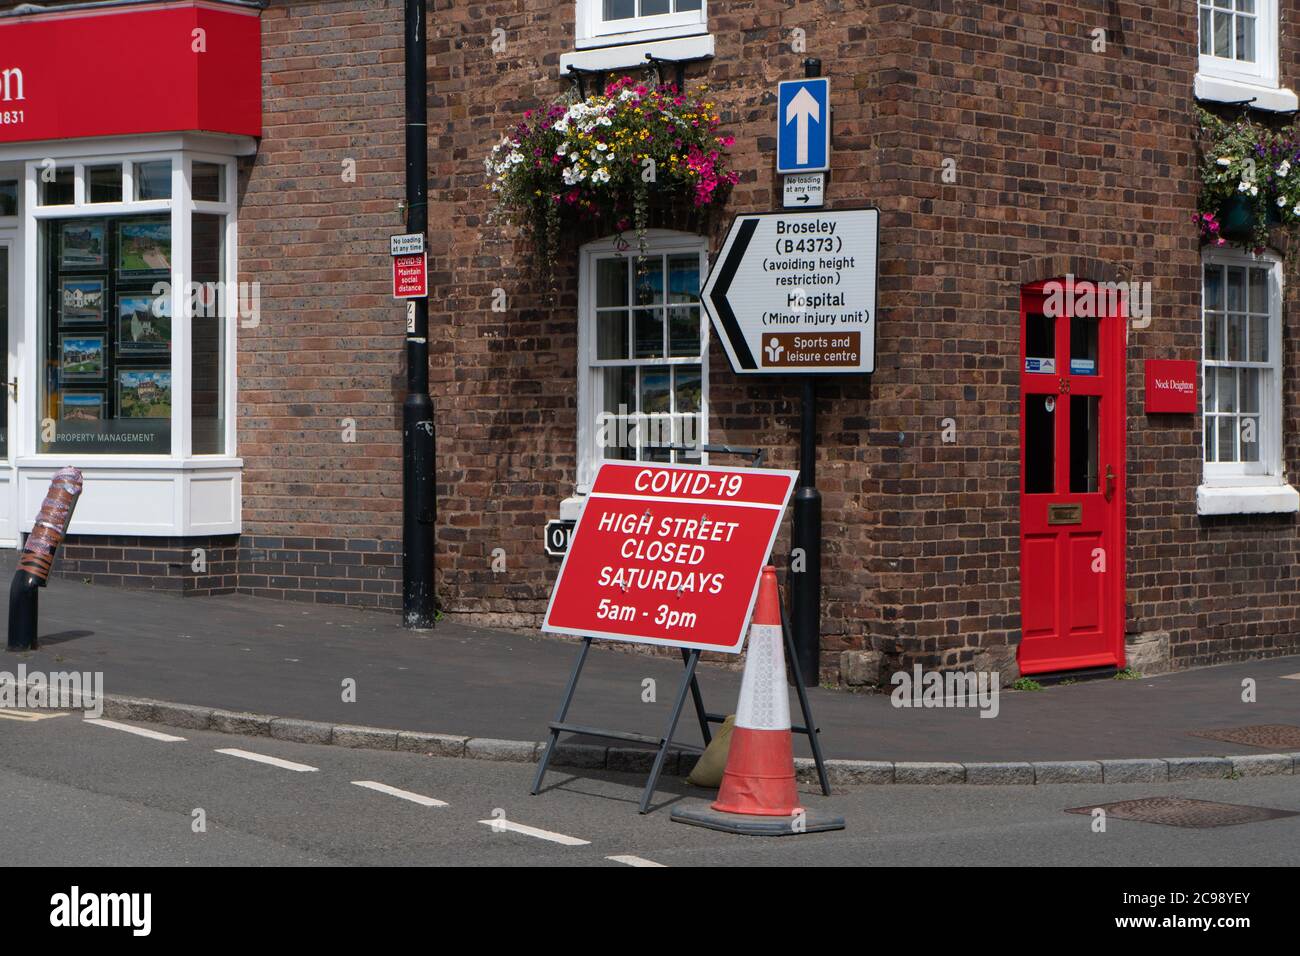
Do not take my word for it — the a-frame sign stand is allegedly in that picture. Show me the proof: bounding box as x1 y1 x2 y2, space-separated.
530 575 832 814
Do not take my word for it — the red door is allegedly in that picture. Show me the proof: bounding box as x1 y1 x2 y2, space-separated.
1018 279 1126 675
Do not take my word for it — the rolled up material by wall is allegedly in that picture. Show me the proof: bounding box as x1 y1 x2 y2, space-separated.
7 467 83 651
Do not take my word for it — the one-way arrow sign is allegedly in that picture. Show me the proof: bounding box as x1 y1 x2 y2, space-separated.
701 209 878 376
777 78 830 174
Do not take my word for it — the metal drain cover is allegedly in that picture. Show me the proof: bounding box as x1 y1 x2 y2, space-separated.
1066 796 1299 828
1190 724 1300 749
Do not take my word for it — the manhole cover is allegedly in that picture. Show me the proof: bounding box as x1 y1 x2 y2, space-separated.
1190 724 1300 749
1066 796 1299 829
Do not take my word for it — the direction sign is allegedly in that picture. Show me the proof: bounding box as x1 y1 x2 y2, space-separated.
701 209 879 375
777 78 830 174
542 461 798 653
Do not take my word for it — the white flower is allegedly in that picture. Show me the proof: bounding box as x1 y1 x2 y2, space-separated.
1250 184 1259 196
1279 196 1287 206
507 151 525 166
595 142 608 152
591 168 611 184
1293 203 1300 216
597 116 612 126
1279 160 1292 177
557 141 570 155
569 152 579 162
1217 157 1233 167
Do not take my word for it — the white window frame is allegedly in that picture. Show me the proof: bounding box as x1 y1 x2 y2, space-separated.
1200 248 1282 485
576 0 708 50
23 147 238 463
1198 0 1277 87
1194 0 1298 111
575 230 709 495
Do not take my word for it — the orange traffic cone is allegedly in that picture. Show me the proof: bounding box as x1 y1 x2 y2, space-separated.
711 566 800 816
671 566 844 836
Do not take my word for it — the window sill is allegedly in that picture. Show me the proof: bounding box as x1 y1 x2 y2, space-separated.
1194 73 1298 112
1196 482 1300 516
560 34 714 77
560 494 586 522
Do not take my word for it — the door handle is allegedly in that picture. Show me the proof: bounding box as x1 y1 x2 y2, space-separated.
1104 464 1115 502
6 377 14 398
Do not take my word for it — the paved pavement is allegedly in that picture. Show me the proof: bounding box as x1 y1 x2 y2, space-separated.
5 573 1300 762
1 712 1298 866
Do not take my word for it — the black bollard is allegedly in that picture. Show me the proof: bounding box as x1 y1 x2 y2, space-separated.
6 571 40 651
6 467 83 652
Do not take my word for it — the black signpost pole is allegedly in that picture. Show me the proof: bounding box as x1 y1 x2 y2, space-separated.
402 0 436 629
789 56 823 686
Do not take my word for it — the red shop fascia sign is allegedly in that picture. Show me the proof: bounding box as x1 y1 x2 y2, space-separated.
0 0 261 144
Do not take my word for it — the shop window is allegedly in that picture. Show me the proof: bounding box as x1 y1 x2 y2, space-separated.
580 233 707 489
133 161 171 201
576 0 707 48
0 180 16 217
31 154 234 459
190 213 226 454
191 162 225 203
39 214 173 454
0 246 8 458
1201 252 1280 481
38 166 74 206
86 165 123 204
1195 0 1295 110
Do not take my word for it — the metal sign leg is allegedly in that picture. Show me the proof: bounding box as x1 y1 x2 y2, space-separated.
530 636 592 796
639 650 702 814
682 648 713 747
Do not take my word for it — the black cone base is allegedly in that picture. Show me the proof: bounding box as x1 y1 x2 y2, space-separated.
670 800 845 836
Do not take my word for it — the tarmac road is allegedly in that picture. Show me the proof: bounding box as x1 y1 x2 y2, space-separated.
1 712 1298 867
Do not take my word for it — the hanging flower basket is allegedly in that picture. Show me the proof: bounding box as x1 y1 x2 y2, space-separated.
485 77 739 274
1196 107 1300 251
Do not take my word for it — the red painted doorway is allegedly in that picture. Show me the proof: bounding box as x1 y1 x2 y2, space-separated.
1018 279 1126 675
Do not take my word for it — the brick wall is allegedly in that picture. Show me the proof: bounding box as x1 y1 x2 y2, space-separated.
235 0 1300 677
52 534 240 596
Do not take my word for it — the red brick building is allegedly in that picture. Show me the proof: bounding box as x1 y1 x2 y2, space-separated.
2 0 1299 683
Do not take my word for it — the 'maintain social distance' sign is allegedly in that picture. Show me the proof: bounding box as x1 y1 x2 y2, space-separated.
543 462 798 653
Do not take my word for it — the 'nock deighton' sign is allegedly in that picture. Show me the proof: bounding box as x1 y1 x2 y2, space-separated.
702 209 879 375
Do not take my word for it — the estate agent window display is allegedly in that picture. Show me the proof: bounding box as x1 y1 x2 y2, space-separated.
30 154 233 459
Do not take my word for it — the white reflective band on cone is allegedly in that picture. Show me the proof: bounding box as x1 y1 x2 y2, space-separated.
734 623 791 731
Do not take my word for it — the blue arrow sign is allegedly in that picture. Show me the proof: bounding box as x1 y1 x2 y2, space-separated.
777 78 830 174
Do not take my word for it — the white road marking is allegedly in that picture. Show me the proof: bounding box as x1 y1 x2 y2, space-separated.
215 748 317 772
85 718 184 741
351 780 448 807
606 854 666 867
477 818 590 846
1281 672 1300 680
0 709 66 722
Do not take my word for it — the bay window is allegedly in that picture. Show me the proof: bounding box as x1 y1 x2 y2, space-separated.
31 152 235 459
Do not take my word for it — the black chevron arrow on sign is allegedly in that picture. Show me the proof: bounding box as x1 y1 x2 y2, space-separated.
708 217 759 370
